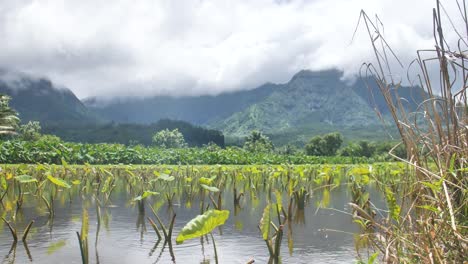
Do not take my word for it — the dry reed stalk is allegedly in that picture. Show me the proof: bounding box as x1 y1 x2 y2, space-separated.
355 0 467 262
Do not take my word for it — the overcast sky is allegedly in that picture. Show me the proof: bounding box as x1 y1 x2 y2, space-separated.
0 0 465 98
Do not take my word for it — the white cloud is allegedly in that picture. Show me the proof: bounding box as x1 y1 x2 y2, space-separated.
0 0 465 98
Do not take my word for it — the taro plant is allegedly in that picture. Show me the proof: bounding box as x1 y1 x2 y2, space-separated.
176 209 230 264
259 202 285 264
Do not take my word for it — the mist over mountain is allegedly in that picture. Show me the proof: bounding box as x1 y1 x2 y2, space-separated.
84 83 280 125
1 68 427 145
0 69 100 125
86 69 427 143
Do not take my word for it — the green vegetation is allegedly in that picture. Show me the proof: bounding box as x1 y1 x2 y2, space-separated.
0 137 374 165
44 119 225 147
243 130 274 152
305 132 343 156
18 121 41 141
152 128 187 148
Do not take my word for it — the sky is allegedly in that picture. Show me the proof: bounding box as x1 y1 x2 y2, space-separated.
0 0 465 98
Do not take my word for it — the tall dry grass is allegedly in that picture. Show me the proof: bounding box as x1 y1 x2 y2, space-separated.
355 0 467 262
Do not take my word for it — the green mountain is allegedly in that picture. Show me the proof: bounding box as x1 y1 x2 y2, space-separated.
213 70 378 136
0 69 100 125
87 69 420 144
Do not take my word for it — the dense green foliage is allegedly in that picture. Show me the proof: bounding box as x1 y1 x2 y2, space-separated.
0 138 373 165
243 130 274 152
305 132 343 156
152 128 187 148
43 119 225 147
340 140 406 159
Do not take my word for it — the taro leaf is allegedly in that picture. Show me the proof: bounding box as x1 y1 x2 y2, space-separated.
47 240 67 255
260 203 271 240
47 175 71 189
14 175 37 183
176 209 229 244
199 177 213 185
350 167 370 176
157 174 174 182
72 180 81 185
133 191 159 201
200 184 219 192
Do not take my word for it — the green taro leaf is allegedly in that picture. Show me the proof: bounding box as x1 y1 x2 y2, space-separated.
14 175 37 183
47 175 71 189
176 209 229 244
200 184 219 192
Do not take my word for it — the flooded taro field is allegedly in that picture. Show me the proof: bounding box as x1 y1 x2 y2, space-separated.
0 164 405 263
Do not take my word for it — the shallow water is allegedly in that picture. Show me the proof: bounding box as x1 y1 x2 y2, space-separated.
0 182 384 263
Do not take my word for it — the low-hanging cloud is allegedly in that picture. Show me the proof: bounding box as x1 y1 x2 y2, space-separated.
0 0 465 98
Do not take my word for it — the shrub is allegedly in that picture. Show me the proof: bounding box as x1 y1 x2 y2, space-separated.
305 132 343 156
152 128 187 148
243 130 274 153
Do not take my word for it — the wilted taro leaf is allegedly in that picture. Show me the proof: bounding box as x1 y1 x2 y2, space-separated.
176 209 229 244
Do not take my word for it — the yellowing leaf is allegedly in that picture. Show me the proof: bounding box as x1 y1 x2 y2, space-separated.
260 203 271 240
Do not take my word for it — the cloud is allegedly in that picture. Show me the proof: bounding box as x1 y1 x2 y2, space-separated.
0 0 465 98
